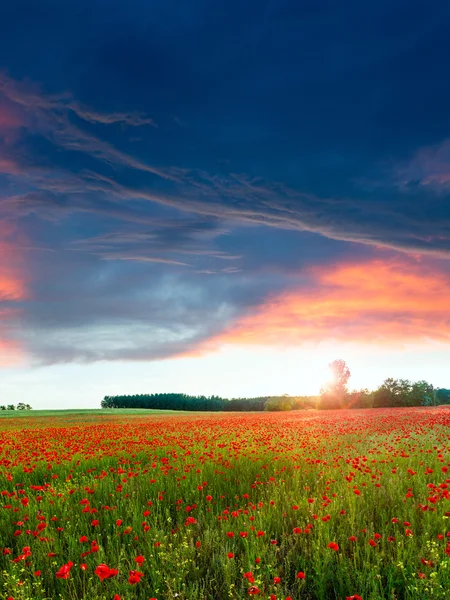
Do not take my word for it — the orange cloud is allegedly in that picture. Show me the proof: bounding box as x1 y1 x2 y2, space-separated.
201 258 450 352
0 223 28 364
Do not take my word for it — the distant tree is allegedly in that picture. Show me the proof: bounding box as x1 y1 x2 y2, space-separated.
348 388 373 409
320 359 351 409
373 378 408 408
265 396 295 411
409 380 435 406
435 388 450 405
16 402 28 410
372 378 435 408
6 404 15 410
0 405 6 410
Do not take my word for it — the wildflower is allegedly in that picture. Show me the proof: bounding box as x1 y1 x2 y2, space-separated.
327 542 339 551
135 555 145 565
128 570 144 585
296 571 306 579
55 561 74 579
94 564 118 582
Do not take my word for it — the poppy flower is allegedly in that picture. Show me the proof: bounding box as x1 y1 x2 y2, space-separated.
248 587 261 595
55 561 74 579
327 542 339 551
128 570 144 585
94 563 118 582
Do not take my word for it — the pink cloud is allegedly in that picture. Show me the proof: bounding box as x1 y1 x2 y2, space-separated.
190 256 450 355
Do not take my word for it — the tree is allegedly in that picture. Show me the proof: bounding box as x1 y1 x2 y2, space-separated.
409 381 435 406
348 388 373 409
6 404 15 410
320 359 351 409
372 378 435 408
435 389 450 405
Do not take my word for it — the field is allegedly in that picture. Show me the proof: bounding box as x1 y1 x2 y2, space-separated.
0 408 449 600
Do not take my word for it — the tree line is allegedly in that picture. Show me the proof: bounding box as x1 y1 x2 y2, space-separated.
0 403 33 411
102 360 450 412
319 360 449 409
101 393 317 412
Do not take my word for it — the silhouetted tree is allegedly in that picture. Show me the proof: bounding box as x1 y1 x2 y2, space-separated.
320 359 351 409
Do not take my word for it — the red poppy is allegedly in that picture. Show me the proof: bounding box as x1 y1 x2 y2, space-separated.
55 561 74 579
327 542 339 551
94 563 118 582
128 570 144 585
248 587 261 595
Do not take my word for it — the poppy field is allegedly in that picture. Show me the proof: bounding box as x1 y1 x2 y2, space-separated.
0 408 449 600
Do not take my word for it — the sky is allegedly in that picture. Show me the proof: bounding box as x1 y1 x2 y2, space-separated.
1 0 450 409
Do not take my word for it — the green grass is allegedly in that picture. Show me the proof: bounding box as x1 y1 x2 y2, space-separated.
0 408 185 418
0 408 449 600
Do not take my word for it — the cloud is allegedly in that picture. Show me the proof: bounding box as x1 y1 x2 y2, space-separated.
68 103 157 128
195 256 450 352
397 138 450 191
0 223 28 364
0 73 156 129
16 267 241 365
73 218 239 265
1 73 450 261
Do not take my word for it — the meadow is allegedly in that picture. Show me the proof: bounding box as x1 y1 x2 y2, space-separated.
0 408 449 600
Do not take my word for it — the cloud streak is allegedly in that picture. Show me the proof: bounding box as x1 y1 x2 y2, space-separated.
1 73 450 261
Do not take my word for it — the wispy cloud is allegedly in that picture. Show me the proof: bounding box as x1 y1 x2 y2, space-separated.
397 138 450 191
1 73 450 260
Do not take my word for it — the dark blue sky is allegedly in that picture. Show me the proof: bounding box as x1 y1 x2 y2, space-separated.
1 1 450 404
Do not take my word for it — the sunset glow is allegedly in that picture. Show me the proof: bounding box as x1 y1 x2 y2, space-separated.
195 258 450 353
